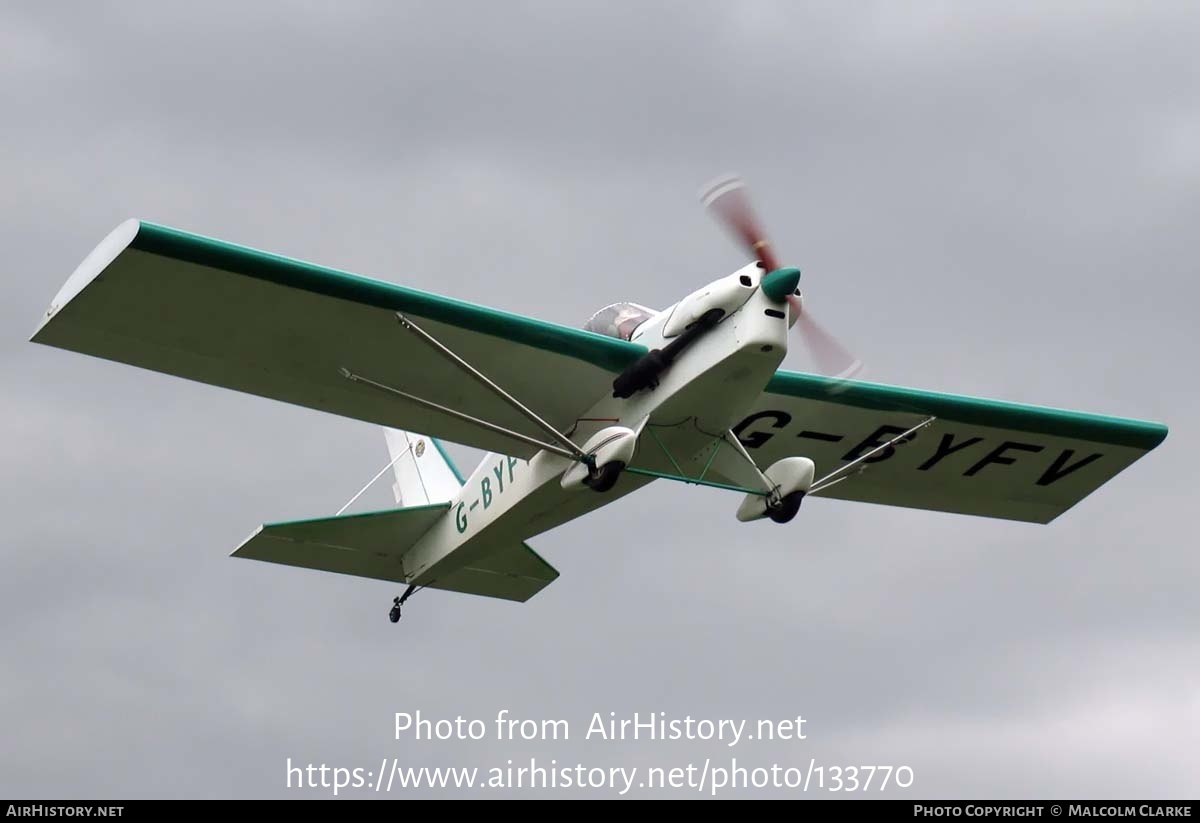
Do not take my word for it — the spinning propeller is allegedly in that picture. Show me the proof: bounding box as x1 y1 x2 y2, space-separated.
700 175 863 382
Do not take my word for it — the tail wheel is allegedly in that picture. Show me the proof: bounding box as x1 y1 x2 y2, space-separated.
768 491 805 524
583 461 625 493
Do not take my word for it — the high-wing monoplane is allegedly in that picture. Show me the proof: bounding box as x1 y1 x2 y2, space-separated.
30 177 1168 623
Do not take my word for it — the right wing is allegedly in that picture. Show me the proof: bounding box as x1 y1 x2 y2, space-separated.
31 220 645 458
717 370 1168 524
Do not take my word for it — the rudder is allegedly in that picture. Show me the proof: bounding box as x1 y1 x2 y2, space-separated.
383 428 464 506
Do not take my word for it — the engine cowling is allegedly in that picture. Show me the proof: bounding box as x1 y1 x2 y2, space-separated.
662 268 758 338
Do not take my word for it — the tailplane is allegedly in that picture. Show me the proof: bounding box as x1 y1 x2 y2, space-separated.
232 429 559 613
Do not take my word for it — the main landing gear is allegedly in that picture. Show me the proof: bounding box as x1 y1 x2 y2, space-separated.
767 490 805 524
560 426 639 494
389 584 417 623
583 461 626 493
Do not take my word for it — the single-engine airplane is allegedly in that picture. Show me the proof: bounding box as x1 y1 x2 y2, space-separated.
29 177 1168 623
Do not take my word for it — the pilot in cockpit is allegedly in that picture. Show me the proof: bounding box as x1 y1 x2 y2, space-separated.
583 302 657 342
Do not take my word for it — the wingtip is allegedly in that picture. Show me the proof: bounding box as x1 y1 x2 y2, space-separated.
229 524 268 557
1146 422 1169 450
29 218 144 341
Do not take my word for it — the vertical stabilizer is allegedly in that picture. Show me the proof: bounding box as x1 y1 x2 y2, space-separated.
382 429 465 506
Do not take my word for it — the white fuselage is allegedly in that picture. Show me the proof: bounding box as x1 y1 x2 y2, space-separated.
400 264 791 585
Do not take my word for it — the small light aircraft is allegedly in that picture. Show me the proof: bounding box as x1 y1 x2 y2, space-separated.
30 177 1168 623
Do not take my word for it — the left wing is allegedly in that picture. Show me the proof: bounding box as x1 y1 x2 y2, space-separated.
31 220 645 458
722 370 1168 524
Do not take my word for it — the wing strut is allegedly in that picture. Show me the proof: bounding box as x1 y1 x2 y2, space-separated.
339 368 579 460
808 416 937 496
722 428 778 495
394 313 591 464
623 426 771 496
341 311 597 467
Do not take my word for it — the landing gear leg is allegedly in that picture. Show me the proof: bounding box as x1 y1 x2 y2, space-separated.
389 584 417 623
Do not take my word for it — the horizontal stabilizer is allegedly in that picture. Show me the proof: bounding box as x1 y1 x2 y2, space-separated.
232 504 448 584
422 540 560 603
232 503 559 602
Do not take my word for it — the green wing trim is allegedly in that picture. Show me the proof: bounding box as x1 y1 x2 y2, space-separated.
766 371 1168 450
129 221 646 373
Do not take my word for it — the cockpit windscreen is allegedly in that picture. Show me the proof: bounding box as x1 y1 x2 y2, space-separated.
583 302 657 341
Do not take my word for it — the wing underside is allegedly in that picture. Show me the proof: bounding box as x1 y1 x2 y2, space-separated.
31 219 646 458
31 221 1167 528
721 371 1168 523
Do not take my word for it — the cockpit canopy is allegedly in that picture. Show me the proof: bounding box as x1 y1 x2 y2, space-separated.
583 302 658 341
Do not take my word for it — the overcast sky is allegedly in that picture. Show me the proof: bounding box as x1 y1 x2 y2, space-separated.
3 1 1196 799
